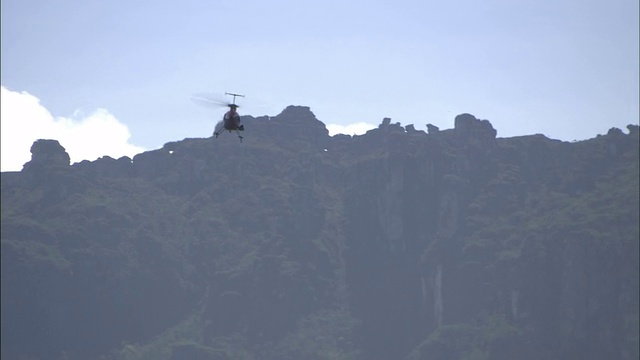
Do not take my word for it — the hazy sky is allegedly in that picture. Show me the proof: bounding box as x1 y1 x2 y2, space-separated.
2 0 638 171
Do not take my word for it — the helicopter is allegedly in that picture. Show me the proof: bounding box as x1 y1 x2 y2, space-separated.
191 92 246 142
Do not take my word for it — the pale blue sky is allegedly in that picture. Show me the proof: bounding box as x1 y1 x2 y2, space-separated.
2 0 638 158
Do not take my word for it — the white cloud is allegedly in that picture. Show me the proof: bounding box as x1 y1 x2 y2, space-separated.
1 86 146 172
326 122 376 136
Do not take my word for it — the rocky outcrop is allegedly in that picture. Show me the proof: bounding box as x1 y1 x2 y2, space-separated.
268 106 329 149
74 156 133 179
454 113 497 145
426 124 440 134
22 139 70 171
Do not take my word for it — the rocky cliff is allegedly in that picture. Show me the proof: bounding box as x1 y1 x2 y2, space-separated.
1 106 638 360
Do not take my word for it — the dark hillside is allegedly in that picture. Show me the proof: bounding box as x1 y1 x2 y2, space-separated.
2 107 638 360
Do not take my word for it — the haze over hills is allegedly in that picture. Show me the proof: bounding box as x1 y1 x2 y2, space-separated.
1 106 638 360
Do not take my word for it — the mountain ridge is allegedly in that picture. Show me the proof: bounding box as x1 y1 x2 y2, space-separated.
2 106 638 360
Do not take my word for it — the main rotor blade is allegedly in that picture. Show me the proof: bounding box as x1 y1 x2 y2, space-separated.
191 93 232 109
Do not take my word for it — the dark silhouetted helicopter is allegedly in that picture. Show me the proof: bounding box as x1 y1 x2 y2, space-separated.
191 92 245 142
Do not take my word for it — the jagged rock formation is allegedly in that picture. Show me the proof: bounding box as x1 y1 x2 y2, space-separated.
1 106 638 360
23 139 71 170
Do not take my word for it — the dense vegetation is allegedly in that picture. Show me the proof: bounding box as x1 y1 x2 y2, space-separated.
2 107 638 359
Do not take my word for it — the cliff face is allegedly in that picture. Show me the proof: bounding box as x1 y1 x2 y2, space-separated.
1 108 638 360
